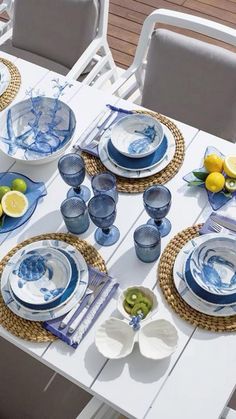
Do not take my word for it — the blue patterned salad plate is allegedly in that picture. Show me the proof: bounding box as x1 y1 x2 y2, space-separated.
1 240 89 321
110 114 164 159
0 172 47 234
0 96 76 164
9 244 71 306
190 236 236 297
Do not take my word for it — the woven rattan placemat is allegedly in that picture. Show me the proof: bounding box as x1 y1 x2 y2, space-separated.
82 110 185 193
0 233 107 342
0 58 21 111
158 224 236 332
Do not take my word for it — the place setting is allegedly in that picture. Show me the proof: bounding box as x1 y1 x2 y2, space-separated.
74 104 185 193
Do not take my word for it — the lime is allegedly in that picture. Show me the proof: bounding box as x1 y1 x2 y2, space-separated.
204 154 224 173
205 172 225 193
11 178 27 193
0 186 11 201
1 191 28 218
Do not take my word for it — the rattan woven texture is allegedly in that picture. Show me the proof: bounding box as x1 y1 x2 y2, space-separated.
0 233 107 342
158 224 236 332
82 110 185 193
0 58 21 111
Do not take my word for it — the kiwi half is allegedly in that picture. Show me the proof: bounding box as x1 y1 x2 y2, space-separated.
138 296 153 310
131 302 149 318
125 289 143 306
123 300 132 314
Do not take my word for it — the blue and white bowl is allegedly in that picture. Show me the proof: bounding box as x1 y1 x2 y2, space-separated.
190 235 236 297
110 114 164 159
0 96 76 164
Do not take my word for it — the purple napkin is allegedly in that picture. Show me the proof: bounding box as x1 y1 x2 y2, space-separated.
199 212 236 235
43 266 119 349
74 104 133 157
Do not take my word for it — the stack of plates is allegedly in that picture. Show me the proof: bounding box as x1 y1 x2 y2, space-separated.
173 233 236 317
1 240 89 321
98 114 176 179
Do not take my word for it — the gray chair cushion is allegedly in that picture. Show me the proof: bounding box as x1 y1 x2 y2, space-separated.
0 39 69 74
142 29 236 142
12 0 99 69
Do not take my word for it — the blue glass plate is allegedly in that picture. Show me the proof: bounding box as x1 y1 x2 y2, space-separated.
185 255 236 306
0 172 47 234
0 96 76 163
107 135 168 171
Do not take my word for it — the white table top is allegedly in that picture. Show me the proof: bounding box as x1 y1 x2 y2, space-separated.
0 54 235 419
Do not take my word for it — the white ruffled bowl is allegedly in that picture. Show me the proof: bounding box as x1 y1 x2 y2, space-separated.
139 319 178 360
117 285 158 322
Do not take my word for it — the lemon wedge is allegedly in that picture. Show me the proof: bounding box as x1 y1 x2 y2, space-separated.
224 156 236 178
1 191 28 218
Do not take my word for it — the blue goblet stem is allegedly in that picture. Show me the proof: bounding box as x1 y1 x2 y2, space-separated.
74 186 81 194
102 228 110 235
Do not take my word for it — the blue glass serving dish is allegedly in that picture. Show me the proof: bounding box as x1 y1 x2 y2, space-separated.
0 96 76 164
0 172 47 233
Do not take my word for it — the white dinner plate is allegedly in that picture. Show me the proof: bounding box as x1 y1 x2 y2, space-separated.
1 240 89 321
173 234 236 317
0 62 10 97
98 123 176 179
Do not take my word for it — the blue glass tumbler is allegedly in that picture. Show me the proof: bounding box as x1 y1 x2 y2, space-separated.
91 172 118 203
143 185 172 237
133 224 161 263
88 194 120 246
60 196 90 234
58 153 91 202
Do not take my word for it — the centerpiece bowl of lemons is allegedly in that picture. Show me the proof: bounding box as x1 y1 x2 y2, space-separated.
203 154 236 193
0 172 47 233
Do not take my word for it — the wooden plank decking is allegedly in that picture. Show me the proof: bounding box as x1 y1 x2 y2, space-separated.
108 0 236 69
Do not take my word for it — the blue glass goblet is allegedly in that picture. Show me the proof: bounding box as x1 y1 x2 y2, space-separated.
88 194 120 246
91 172 118 203
58 153 91 202
143 185 172 237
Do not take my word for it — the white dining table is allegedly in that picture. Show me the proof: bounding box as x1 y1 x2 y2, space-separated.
0 51 235 419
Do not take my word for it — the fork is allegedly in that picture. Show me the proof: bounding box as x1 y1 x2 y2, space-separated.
208 218 236 235
59 273 106 329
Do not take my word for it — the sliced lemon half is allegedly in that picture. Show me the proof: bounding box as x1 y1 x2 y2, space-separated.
1 191 28 218
224 156 236 178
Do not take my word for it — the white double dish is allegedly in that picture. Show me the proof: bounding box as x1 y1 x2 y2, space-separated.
173 233 236 317
1 240 89 321
98 114 176 179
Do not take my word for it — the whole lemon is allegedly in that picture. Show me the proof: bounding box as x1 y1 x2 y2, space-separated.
205 172 225 193
204 154 224 173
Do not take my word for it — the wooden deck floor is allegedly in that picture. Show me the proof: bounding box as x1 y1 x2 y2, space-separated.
108 0 236 69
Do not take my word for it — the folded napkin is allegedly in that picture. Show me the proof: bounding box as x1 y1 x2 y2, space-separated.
43 266 119 348
200 211 236 236
74 104 133 157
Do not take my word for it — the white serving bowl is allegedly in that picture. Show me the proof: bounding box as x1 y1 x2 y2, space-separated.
117 285 158 322
139 319 178 360
95 317 136 359
110 114 164 159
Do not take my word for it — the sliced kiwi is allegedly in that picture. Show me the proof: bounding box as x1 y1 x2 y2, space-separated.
131 302 149 318
139 296 153 310
123 300 133 314
125 289 143 306
225 178 236 192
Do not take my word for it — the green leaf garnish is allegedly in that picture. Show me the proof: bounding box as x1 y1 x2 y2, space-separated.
187 180 205 186
192 171 208 181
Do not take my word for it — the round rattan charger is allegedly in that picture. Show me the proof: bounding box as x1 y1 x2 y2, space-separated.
82 110 185 193
0 57 21 111
158 224 236 332
0 233 107 342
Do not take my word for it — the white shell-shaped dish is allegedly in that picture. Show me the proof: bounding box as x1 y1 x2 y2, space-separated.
117 285 158 322
95 317 136 359
139 319 178 360
110 114 164 158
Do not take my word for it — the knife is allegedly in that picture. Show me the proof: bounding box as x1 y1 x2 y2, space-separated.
211 213 236 233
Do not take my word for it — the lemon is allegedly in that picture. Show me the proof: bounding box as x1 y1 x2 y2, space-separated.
0 203 3 218
204 154 224 173
0 186 11 201
11 178 27 193
1 191 28 218
224 156 236 178
205 172 225 193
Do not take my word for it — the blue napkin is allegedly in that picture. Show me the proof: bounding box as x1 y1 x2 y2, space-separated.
43 266 119 348
200 211 236 236
74 104 133 157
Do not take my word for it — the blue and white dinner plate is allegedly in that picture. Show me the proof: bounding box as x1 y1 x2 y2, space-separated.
110 114 164 159
189 235 236 296
98 124 176 179
173 234 236 317
1 240 89 321
107 135 168 171
0 62 10 97
9 243 72 306
0 97 76 164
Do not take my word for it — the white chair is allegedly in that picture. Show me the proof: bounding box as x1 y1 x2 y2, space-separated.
0 0 118 88
111 9 236 142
